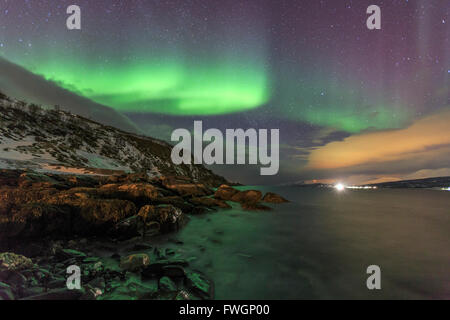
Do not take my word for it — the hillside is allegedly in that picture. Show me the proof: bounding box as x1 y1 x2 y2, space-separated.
0 91 227 187
366 176 450 189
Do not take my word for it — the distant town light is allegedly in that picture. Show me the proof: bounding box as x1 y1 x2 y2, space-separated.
335 183 345 191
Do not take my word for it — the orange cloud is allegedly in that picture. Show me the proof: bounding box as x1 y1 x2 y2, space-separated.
307 108 450 170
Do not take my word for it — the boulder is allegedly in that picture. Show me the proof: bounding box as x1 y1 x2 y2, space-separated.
22 288 85 300
162 265 186 278
56 249 87 261
98 183 160 202
109 215 143 239
230 190 262 203
160 176 213 197
190 197 231 209
138 205 186 233
159 276 177 292
157 196 204 215
184 271 214 299
213 185 240 201
0 252 34 271
240 202 272 211
141 259 189 278
119 254 150 272
0 282 14 300
262 192 289 203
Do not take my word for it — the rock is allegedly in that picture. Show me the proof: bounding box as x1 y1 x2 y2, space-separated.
161 176 214 197
138 205 186 233
165 248 175 256
190 197 231 209
156 196 203 215
175 290 196 300
109 215 143 239
132 243 152 251
159 276 177 292
230 190 262 203
262 192 289 203
0 190 137 238
80 285 103 300
22 288 85 300
162 265 185 278
98 183 160 202
141 259 189 278
184 271 214 299
213 185 239 201
47 277 66 289
240 202 272 211
119 254 150 272
57 249 87 261
0 269 27 291
22 286 45 298
0 252 34 271
0 282 14 300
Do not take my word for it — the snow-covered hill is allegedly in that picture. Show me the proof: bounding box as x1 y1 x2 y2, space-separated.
0 91 227 186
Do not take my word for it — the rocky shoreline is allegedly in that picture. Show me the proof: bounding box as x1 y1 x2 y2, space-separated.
0 169 288 300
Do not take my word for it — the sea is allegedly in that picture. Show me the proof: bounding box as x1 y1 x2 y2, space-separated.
173 186 450 299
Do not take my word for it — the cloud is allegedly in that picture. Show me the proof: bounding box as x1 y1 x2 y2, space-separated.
306 108 450 175
0 57 141 134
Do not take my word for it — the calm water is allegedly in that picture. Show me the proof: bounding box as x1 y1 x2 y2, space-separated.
173 187 450 299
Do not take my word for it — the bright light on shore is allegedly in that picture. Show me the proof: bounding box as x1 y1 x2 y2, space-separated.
334 183 345 191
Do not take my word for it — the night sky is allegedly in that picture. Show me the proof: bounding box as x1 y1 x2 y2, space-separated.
0 0 449 185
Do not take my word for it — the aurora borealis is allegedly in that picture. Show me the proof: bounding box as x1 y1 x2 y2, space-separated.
0 0 449 184
0 0 271 115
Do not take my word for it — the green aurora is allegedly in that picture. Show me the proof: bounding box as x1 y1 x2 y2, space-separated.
23 58 270 115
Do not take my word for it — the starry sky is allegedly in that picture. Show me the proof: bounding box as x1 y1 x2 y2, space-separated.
0 0 449 185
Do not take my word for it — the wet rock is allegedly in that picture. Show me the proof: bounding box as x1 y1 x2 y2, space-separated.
111 253 121 260
184 271 214 299
165 248 175 256
0 282 14 300
231 190 262 203
141 259 189 278
47 277 66 289
175 290 196 300
132 243 152 251
119 253 150 272
159 276 177 292
0 191 138 238
80 285 103 300
138 205 186 233
162 265 186 278
98 183 160 202
156 196 201 214
57 249 87 261
0 269 27 292
22 286 45 298
262 192 289 203
190 197 231 209
110 215 143 239
213 185 239 201
240 202 272 211
22 288 85 300
153 247 165 259
161 176 214 197
0 252 34 271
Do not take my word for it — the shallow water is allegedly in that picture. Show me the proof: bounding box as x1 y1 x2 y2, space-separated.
174 187 450 299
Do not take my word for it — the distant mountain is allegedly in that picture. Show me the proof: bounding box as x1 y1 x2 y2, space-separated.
0 91 227 186
366 176 450 189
